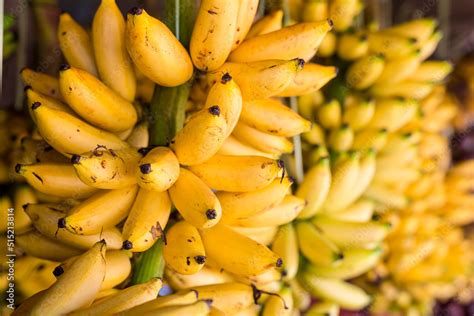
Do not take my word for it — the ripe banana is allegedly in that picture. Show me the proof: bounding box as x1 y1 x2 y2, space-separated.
126 122 149 148
367 98 418 132
305 302 339 316
137 147 180 192
165 265 234 290
383 18 436 43
342 97 375 131
271 224 299 280
126 8 193 86
262 285 293 316
351 128 388 151
370 81 434 99
93 0 136 101
122 188 171 252
328 124 354 152
232 0 259 50
20 68 62 100
139 300 211 316
230 225 279 245
26 87 75 123
408 61 453 82
368 32 416 59
317 31 337 57
375 52 420 84
278 63 338 97
217 136 277 158
119 290 198 315
346 54 385 89
316 99 341 129
418 31 442 61
13 185 36 232
329 0 359 31
246 10 283 39
337 32 369 61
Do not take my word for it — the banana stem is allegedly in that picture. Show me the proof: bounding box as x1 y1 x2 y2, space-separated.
131 240 165 285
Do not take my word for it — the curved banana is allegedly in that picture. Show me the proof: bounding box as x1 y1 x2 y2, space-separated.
271 224 299 280
329 0 359 32
407 60 453 82
13 185 36 232
24 204 122 250
190 0 239 71
92 0 136 101
370 81 433 99
137 147 180 192
119 290 198 315
346 54 385 89
61 186 138 235
302 0 328 22
317 31 337 57
19 137 69 165
126 122 149 148
342 98 375 131
140 300 211 316
15 163 97 199
262 286 293 316
165 265 234 290
163 221 206 275
383 18 436 43
278 63 338 97
169 168 221 229
341 150 376 208
368 32 416 59
26 85 75 122
367 98 418 131
229 20 333 63
72 147 141 189
305 302 339 316
230 225 279 245
375 52 420 84
58 13 97 76
352 128 388 151
59 65 137 132
289 279 312 311
30 241 106 315
365 182 408 209
418 31 442 61
328 124 354 152
328 198 375 223
337 32 369 61
246 10 283 39
126 8 193 87
232 0 259 50
316 99 341 129
122 188 171 252
20 68 62 100
217 136 278 159
189 154 283 192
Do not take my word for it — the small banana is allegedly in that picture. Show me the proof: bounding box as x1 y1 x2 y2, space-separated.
126 122 149 148
217 136 277 159
26 87 75 123
383 18 437 43
165 265 234 290
328 124 354 152
375 52 421 84
262 286 293 316
342 97 375 131
317 31 337 57
230 226 279 245
271 224 299 280
18 137 67 165
20 68 62 100
302 0 328 22
368 32 416 59
367 98 418 132
329 0 359 32
246 10 283 39
407 61 453 82
278 63 337 97
13 185 37 232
137 147 180 192
304 302 339 316
232 0 259 50
370 81 434 99
337 32 369 61
346 54 385 89
316 99 341 129
139 300 211 316
418 31 442 61
119 290 198 315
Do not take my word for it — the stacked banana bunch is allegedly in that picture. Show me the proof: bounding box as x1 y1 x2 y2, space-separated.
10 0 342 314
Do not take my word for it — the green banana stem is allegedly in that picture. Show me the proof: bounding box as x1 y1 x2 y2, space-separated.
131 240 166 285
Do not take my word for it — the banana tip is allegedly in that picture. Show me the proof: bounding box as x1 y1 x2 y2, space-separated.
59 63 71 71
205 209 217 220
122 240 133 250
57 218 66 229
221 73 232 84
128 7 143 15
31 102 41 110
52 265 64 277
71 154 81 164
14 163 22 173
276 258 283 267
139 163 152 174
208 105 221 116
23 85 32 92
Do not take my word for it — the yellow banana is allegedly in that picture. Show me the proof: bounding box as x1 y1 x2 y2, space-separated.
59 65 137 132
327 198 375 223
407 61 453 82
122 188 171 252
351 128 388 151
137 147 180 192
60 186 138 235
126 8 193 86
370 81 434 99
19 136 68 165
15 163 97 199
163 221 206 275
93 0 136 101
278 63 337 97
119 290 198 315
302 124 326 146
230 225 279 245
367 98 418 132
58 13 97 76
316 99 341 129
31 103 129 155
328 124 354 152
172 106 227 166
329 0 359 32
365 182 408 209
165 265 234 290
217 136 278 159
20 68 62 100
126 122 149 148
296 156 331 218
302 0 328 22
368 32 416 59
190 0 239 71
207 59 303 100
30 241 106 315
262 286 293 316
232 0 260 49
13 185 36 232
168 168 222 229
317 31 337 57
72 147 141 189
271 224 299 280
418 31 442 61
229 20 333 63
346 54 385 89
383 18 437 43
24 204 122 250
337 32 368 60
305 302 339 316
289 278 311 311
342 97 375 131
140 300 211 316
26 86 75 123
200 224 282 276
246 10 283 39
374 52 420 84
11 290 46 316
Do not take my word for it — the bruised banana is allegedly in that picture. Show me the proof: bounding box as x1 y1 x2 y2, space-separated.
278 63 338 97
20 68 62 100
137 147 180 192
246 10 283 39
232 0 259 50
271 223 299 280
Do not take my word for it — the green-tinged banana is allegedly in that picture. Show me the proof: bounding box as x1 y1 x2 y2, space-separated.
190 0 239 71
346 54 385 89
122 188 171 252
126 122 149 148
137 147 180 192
368 32 416 59
230 226 279 245
232 0 259 50
311 217 390 249
337 32 368 60
316 99 341 129
229 20 333 63
296 157 331 218
370 81 433 99
328 198 375 222
139 300 211 316
119 290 198 315
367 98 418 131
24 204 122 250
31 103 129 155
165 265 234 290
418 31 442 61
15 163 97 199
219 176 294 222
60 186 138 235
342 98 375 131
271 224 299 280
329 0 359 32
328 124 354 152
30 241 106 315
383 18 437 43
207 59 303 100
278 63 337 97
72 147 141 189
126 8 193 86
58 13 97 76
299 272 371 310
305 302 339 316
233 121 294 155
25 86 75 121
164 221 206 275
352 128 388 151
317 31 337 57
375 52 420 84
16 230 82 261
172 106 227 166
296 221 343 266
262 286 293 316
20 68 62 100
59 65 137 132
13 185 37 232
240 99 311 137
200 224 282 276
246 10 283 39
169 168 221 229
407 61 453 82
217 136 278 159
93 0 136 101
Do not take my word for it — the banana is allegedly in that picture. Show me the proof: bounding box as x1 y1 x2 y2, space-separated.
232 0 259 50
329 0 359 32
289 278 311 311
346 54 385 89
217 136 277 158
418 31 442 61
317 31 337 57
72 147 141 189
11 290 46 316
303 124 326 146
25 85 75 122
15 163 97 199
246 10 283 39
207 59 303 100
328 124 354 152
367 98 418 132
299 272 371 310
328 198 375 223
172 105 227 166
13 185 37 232
271 224 299 280
200 224 282 276
219 176 294 222
304 302 339 316
375 52 420 84
93 0 136 101
407 61 453 82
229 20 333 63
311 217 390 249
60 186 138 235
337 32 369 60
233 121 294 155
278 63 338 97
30 241 106 315
139 300 211 316
163 221 206 275
169 168 222 229
296 221 343 266
58 13 97 76
165 265 234 290
370 81 434 99
137 147 180 192
59 65 137 132
126 8 193 86
119 290 198 315
342 97 375 131
122 188 171 252
296 157 331 218
126 122 149 148
20 68 62 100
352 128 388 151
368 32 416 59
31 103 129 155
230 226 279 245
16 230 82 261
24 204 122 250
365 182 408 209
302 0 328 22
190 0 239 71
262 286 293 316
316 99 341 129
19 136 69 165
383 18 437 43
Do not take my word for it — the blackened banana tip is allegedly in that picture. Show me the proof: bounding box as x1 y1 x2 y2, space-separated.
71 154 81 164
221 73 232 84
59 63 71 71
31 102 41 110
128 7 143 15
122 240 133 250
208 105 221 116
